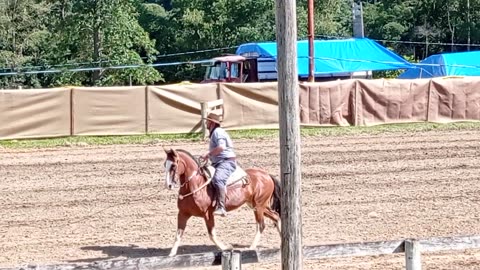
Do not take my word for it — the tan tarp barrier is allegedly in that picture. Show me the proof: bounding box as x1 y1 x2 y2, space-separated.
148 83 219 134
220 82 279 130
428 77 480 123
72 86 146 135
356 78 430 126
299 80 356 126
0 88 71 140
3 77 480 140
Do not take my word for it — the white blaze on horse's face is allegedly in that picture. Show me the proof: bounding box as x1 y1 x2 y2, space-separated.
165 159 174 190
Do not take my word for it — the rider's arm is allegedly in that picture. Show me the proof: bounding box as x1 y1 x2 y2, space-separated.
208 144 224 157
205 138 226 158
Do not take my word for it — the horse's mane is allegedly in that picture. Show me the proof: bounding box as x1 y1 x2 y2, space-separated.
175 149 200 167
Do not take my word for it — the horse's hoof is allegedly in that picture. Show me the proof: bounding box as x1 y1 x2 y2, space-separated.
168 253 176 257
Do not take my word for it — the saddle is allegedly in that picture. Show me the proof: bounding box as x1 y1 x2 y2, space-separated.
202 164 249 187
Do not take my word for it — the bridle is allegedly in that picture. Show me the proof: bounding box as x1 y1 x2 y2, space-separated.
165 153 212 200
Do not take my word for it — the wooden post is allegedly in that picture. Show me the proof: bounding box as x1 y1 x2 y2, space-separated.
222 250 241 270
275 0 302 269
405 239 422 270
201 102 208 140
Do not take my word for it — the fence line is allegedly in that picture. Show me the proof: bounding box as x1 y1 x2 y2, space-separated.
4 235 480 270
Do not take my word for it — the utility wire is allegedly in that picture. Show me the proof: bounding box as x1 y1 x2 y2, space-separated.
0 46 238 72
0 59 214 76
1 37 480 76
3 54 480 77
315 34 480 47
1 36 478 72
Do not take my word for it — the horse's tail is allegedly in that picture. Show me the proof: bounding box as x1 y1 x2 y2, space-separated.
269 174 282 217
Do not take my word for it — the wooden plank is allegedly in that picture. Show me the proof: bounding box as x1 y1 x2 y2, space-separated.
303 240 405 259
5 236 480 270
4 252 222 270
222 250 242 270
206 99 223 108
419 235 480 252
222 251 232 270
405 239 422 270
201 102 208 139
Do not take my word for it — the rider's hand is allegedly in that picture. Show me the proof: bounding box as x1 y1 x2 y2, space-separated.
201 153 209 161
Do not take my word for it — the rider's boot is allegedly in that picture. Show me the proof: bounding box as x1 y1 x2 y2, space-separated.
213 187 227 217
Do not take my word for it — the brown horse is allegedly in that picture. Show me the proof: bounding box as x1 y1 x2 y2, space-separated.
163 148 282 256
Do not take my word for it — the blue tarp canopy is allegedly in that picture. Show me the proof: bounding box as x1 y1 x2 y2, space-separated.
235 38 414 77
398 51 480 79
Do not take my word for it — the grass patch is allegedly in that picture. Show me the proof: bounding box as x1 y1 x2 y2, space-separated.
1 121 480 149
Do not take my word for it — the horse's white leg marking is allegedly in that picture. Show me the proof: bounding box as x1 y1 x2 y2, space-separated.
249 223 262 250
208 227 231 250
168 228 184 257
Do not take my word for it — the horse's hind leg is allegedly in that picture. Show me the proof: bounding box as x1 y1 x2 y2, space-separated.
169 211 191 257
204 211 232 250
249 207 266 250
264 207 281 236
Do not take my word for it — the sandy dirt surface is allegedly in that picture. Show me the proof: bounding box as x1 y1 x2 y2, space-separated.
1 129 480 269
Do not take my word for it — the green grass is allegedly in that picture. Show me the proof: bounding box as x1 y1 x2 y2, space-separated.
1 121 480 149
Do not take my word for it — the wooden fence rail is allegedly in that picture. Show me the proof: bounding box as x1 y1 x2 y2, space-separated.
4 235 480 270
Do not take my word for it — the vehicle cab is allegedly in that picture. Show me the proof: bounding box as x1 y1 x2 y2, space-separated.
201 55 246 83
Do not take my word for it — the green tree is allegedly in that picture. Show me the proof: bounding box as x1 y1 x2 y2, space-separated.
46 0 162 86
0 0 51 88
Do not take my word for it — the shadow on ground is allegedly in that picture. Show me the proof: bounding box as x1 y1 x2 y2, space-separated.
68 244 251 263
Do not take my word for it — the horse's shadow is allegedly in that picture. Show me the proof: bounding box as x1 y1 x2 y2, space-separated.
68 244 250 263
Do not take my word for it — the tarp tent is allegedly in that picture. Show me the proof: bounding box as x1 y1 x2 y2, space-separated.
398 50 480 79
235 38 414 77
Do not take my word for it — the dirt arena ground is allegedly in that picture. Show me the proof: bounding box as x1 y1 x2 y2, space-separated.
1 129 480 269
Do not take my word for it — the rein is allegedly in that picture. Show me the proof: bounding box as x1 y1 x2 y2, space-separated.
176 157 211 200
178 176 212 200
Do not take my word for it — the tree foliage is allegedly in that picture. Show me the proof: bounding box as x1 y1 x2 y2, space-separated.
1 0 480 88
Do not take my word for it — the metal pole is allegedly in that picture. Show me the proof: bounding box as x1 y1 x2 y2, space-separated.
307 0 315 82
275 0 303 269
467 0 471 51
352 1 365 38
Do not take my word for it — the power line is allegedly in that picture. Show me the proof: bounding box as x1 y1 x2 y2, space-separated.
1 37 480 76
376 39 480 47
0 59 214 76
315 34 480 47
2 36 479 73
3 55 480 77
0 46 238 72
155 46 237 58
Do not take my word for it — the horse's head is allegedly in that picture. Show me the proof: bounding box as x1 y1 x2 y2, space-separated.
163 147 200 190
164 148 181 190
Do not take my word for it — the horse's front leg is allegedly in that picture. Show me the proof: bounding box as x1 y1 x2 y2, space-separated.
204 211 232 250
169 211 191 257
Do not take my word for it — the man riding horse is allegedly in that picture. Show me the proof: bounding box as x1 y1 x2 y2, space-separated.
201 112 236 217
